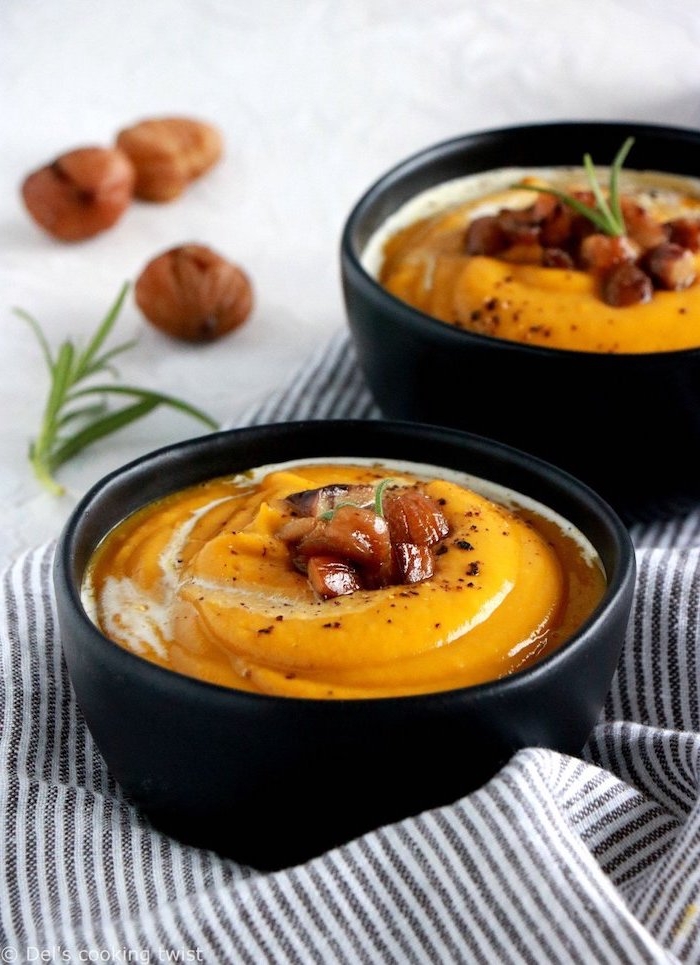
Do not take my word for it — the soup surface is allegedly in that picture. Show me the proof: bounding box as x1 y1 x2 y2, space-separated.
83 458 607 698
364 167 700 353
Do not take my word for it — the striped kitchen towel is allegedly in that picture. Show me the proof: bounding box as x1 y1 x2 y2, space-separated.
2 332 700 964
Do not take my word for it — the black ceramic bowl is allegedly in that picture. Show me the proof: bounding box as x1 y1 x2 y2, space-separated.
341 121 700 518
54 420 635 870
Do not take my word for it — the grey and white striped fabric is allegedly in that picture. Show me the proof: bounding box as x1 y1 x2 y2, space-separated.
2 333 700 964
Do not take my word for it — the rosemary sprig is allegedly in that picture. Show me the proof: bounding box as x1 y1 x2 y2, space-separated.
16 282 220 495
512 137 635 237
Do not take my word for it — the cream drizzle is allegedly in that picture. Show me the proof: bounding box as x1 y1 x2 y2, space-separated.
82 456 603 663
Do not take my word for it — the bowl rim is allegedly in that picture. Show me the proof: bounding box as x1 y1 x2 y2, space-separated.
54 418 636 709
340 119 700 362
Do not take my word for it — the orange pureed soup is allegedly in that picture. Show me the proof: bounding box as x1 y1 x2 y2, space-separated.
82 458 607 699
364 167 700 353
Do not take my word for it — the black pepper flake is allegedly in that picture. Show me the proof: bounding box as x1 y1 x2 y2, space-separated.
257 625 274 635
275 614 284 621
466 561 480 576
322 621 342 629
435 544 448 556
454 539 474 551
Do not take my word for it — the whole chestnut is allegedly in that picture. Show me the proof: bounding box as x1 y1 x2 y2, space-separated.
134 244 253 342
116 117 224 202
21 146 135 241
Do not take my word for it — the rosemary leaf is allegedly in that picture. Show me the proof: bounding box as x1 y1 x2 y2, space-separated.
82 339 139 380
511 136 636 237
374 478 394 517
72 281 130 381
68 383 220 430
45 341 75 426
58 401 109 428
583 151 619 231
50 398 161 470
14 307 54 370
608 137 635 230
513 184 613 233
16 284 220 495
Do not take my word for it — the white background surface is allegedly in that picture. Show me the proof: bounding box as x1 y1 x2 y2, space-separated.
2 0 700 572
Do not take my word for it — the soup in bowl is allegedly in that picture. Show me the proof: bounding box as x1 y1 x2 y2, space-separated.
341 121 700 515
82 456 607 699
54 420 635 868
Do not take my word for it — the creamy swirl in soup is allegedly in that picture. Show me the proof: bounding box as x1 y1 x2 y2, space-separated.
82 458 607 699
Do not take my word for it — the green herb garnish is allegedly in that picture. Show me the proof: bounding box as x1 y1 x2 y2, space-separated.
318 478 396 521
373 477 394 517
512 136 635 237
15 282 219 495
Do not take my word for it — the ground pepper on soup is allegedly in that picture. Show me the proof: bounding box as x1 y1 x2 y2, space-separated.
366 153 700 353
82 459 607 699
